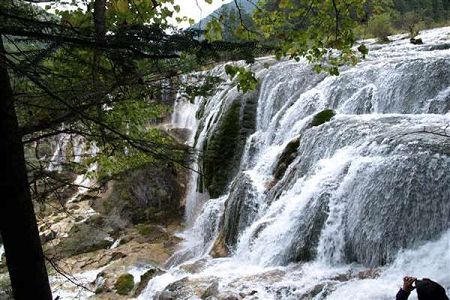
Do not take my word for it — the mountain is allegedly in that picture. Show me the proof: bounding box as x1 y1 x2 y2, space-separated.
191 0 256 30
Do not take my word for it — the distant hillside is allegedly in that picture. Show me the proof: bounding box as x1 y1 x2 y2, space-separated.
191 0 256 30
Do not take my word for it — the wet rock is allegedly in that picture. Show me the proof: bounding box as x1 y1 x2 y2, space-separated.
249 221 271 244
210 232 230 258
201 280 219 299
202 88 259 198
410 38 423 45
357 268 381 279
303 283 326 298
286 189 332 263
160 277 194 299
179 258 209 273
219 173 259 250
332 273 352 282
273 136 300 181
203 101 242 198
134 267 164 296
217 292 241 300
159 290 175 300
309 109 336 127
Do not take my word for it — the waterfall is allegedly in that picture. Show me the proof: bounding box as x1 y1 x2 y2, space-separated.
141 27 450 299
47 134 99 203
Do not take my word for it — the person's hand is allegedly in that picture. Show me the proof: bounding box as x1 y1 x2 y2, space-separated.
402 276 417 292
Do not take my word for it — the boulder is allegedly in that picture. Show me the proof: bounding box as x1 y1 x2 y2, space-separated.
134 268 164 297
210 233 229 258
56 222 113 257
114 273 134 295
410 38 423 45
309 109 336 127
273 137 300 181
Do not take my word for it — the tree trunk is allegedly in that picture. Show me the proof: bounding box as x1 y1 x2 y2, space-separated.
0 38 52 299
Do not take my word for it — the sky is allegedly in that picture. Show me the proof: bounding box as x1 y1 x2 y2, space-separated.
174 0 232 25
36 0 232 28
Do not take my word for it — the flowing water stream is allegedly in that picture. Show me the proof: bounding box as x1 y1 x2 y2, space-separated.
141 27 450 299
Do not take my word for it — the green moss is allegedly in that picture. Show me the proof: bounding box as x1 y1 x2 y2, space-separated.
310 109 336 127
115 273 134 295
203 101 241 198
136 224 155 236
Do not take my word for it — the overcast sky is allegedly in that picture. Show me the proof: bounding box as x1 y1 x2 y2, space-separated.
175 0 232 25
37 0 232 28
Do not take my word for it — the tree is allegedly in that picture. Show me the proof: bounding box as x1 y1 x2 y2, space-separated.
367 13 393 43
0 36 53 300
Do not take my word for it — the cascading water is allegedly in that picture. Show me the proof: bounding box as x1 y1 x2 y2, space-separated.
47 134 99 203
141 27 450 299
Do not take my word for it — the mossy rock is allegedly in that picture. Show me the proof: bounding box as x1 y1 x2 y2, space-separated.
273 137 300 181
309 109 336 127
115 273 134 295
134 224 170 244
57 223 113 257
202 101 241 198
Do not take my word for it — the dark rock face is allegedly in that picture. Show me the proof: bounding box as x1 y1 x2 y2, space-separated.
203 101 241 198
99 161 187 226
134 268 164 296
202 88 259 198
273 137 300 181
309 109 336 127
220 173 259 250
286 190 331 263
410 38 424 45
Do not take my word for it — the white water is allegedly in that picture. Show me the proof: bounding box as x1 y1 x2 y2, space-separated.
46 134 99 203
141 27 450 299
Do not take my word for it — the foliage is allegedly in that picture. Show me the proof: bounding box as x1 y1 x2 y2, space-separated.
225 64 257 93
367 13 393 43
1 0 262 203
392 0 450 23
397 11 425 39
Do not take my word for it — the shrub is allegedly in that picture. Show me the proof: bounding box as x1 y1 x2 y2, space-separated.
401 11 424 39
368 13 393 43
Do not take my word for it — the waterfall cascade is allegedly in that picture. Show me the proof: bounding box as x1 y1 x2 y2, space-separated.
141 27 450 299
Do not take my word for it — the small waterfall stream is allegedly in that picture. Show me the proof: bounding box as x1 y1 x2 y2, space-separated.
141 27 450 299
